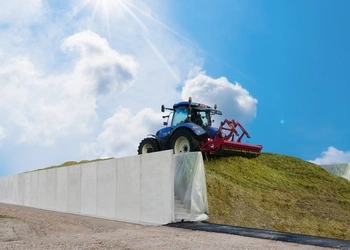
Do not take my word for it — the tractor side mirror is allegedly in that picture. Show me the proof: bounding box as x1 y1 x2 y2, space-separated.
163 122 168 126
161 105 165 112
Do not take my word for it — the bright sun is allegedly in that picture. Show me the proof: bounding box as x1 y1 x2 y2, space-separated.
90 0 127 19
73 0 140 39
71 0 183 81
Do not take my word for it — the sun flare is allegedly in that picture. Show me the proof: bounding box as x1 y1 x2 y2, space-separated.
72 0 183 81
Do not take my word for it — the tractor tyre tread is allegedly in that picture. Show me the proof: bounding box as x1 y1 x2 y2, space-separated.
138 138 160 154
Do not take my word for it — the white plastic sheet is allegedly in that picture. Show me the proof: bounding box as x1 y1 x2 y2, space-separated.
174 152 209 221
321 163 350 181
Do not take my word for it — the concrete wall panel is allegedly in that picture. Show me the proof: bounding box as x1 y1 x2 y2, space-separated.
30 171 39 207
38 170 47 208
1 177 8 203
67 165 81 214
24 173 31 206
17 174 25 205
56 167 68 212
2 177 8 202
81 162 97 216
140 151 174 224
96 160 117 219
10 175 18 204
2 177 7 201
6 177 11 203
46 169 57 210
116 156 141 222
2 177 6 202
7 176 13 203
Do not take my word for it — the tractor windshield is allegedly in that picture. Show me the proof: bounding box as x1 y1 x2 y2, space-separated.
171 107 188 127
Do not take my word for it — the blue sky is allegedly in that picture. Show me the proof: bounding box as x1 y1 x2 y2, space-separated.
1 0 350 176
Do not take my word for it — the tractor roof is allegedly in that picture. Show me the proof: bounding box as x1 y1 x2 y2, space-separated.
173 101 223 115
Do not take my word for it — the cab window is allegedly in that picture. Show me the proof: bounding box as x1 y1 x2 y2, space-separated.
172 107 188 127
191 109 210 128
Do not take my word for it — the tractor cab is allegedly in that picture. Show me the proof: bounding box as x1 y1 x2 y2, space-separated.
161 98 222 131
171 104 211 129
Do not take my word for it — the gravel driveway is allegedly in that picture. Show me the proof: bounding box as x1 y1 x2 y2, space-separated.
0 203 333 250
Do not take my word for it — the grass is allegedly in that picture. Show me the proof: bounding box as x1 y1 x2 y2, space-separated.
205 152 350 240
46 158 114 169
28 158 114 172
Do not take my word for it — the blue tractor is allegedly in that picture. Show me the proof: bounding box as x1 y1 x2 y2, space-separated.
137 98 262 157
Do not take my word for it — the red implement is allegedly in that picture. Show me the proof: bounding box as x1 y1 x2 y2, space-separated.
200 119 263 157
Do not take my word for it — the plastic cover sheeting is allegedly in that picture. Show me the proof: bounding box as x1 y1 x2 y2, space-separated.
321 163 350 181
174 152 209 221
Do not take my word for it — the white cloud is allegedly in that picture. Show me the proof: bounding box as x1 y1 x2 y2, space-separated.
81 107 163 158
181 68 257 123
0 0 45 25
61 30 139 96
0 31 139 146
309 146 350 165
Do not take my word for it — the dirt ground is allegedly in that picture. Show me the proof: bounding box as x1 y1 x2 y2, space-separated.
0 203 334 250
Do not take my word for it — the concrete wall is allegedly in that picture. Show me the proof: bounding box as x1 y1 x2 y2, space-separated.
0 150 175 225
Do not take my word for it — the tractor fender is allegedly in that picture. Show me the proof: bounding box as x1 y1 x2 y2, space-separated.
156 126 172 138
172 123 207 137
144 134 157 141
144 134 168 151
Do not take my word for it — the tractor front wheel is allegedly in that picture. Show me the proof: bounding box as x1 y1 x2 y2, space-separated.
138 138 160 154
171 128 201 154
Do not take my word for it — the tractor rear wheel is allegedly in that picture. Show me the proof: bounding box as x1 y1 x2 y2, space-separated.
171 128 201 154
138 138 160 154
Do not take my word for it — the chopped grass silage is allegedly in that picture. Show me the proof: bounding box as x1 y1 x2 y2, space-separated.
205 152 350 240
